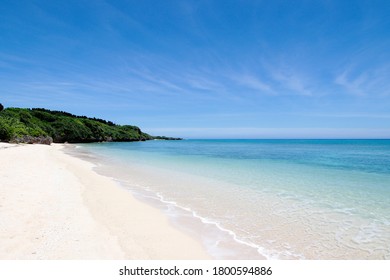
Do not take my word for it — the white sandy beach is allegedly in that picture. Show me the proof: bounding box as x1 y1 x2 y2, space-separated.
0 143 210 259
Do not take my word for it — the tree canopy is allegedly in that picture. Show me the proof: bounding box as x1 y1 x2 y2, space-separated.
0 107 181 143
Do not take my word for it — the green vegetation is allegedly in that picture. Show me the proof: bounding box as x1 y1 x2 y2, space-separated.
0 103 3 111
0 107 181 144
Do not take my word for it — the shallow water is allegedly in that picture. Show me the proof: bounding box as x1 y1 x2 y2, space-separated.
73 139 390 259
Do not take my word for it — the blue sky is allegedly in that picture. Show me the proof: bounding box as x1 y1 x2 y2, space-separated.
1 0 390 138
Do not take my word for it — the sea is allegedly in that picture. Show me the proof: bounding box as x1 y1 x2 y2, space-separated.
70 139 390 259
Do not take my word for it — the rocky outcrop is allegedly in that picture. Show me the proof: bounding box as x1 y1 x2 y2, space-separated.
10 136 53 145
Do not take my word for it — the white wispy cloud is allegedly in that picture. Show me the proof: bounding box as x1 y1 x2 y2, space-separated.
254 56 317 97
127 67 185 92
335 69 367 96
269 67 313 96
184 74 226 92
229 73 273 93
335 64 390 97
114 53 233 99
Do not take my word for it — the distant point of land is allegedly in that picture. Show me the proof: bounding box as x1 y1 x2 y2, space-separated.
0 106 182 144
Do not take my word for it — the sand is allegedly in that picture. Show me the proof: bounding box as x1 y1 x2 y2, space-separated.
0 143 210 259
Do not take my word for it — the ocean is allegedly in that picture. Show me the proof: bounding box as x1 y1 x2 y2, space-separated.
72 139 390 259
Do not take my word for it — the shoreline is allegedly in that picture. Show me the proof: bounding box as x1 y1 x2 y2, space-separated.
0 143 211 259
71 141 390 260
67 144 267 260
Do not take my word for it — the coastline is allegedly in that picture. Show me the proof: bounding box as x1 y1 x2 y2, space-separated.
0 143 211 259
67 144 267 260
70 140 390 260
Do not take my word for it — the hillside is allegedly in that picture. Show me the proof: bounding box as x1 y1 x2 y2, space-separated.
0 107 181 144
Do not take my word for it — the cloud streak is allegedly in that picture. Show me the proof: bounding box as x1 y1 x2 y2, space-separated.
335 64 390 97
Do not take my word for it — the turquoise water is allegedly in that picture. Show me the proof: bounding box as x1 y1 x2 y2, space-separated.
76 139 390 259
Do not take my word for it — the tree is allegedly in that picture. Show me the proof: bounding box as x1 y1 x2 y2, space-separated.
0 103 3 111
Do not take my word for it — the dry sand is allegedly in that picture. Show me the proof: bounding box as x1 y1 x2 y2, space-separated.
0 143 210 259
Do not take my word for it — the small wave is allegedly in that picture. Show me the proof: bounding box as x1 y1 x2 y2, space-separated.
154 192 304 260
